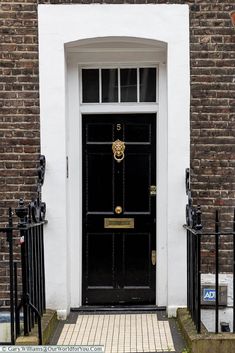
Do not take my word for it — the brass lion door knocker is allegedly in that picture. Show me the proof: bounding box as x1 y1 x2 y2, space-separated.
112 139 125 163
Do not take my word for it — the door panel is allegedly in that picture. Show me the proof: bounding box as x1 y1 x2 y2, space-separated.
87 153 113 212
125 123 151 142
124 153 151 213
123 233 151 287
82 114 156 305
87 233 114 287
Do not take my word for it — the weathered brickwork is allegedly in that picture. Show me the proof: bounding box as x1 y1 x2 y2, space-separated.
0 1 40 223
0 0 234 284
188 2 235 272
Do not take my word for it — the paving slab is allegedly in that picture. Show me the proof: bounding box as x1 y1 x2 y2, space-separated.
50 311 186 353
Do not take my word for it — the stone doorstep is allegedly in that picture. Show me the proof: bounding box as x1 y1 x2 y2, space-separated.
15 309 58 346
177 308 235 353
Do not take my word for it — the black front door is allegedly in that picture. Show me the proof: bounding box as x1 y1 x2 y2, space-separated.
82 114 156 305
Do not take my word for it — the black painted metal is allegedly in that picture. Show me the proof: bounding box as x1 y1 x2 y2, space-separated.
8 208 15 344
185 168 201 332
14 262 20 337
233 209 235 333
215 210 219 333
72 305 166 313
0 155 47 345
16 204 46 344
185 168 235 334
195 206 202 334
82 114 156 305
30 155 46 223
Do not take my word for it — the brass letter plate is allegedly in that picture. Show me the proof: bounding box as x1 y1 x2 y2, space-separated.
104 218 134 229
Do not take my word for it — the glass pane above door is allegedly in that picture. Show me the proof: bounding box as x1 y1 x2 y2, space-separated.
81 67 157 104
82 69 99 103
102 69 118 103
140 68 156 102
120 68 137 102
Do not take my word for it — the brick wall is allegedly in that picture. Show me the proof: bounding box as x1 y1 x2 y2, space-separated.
188 1 235 272
0 1 40 222
0 0 234 282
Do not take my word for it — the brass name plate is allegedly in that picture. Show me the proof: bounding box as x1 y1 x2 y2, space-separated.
104 218 134 229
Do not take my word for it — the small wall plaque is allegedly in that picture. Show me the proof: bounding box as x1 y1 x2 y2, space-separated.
201 285 227 306
104 218 134 229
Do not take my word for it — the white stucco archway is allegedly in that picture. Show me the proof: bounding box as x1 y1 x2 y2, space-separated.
38 4 190 318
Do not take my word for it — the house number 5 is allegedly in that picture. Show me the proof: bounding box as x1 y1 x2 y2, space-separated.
117 124 121 131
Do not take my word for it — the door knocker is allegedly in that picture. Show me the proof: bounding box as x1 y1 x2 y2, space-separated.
112 139 125 163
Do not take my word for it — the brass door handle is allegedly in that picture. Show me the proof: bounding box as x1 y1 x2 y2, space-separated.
112 139 125 163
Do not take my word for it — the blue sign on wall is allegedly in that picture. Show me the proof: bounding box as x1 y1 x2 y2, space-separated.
203 288 216 301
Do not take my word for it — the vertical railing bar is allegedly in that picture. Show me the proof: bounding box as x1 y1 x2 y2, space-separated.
20 228 29 336
30 225 33 324
30 226 35 328
215 209 219 334
190 231 193 318
195 206 202 334
37 224 42 316
192 233 196 324
14 262 20 337
21 229 27 336
7 207 15 344
28 207 34 329
37 224 41 317
233 208 235 333
197 231 201 333
187 229 190 310
39 224 44 314
194 231 198 330
26 228 32 333
33 226 37 323
35 226 40 322
41 224 46 311
28 226 34 329
40 224 43 315
190 233 194 317
190 231 193 319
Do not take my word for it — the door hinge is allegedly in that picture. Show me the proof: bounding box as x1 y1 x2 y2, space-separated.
151 250 156 266
150 185 157 196
66 156 69 178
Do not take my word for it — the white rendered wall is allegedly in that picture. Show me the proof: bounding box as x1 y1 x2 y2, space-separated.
38 4 190 317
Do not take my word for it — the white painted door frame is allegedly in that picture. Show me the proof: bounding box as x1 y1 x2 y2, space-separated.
66 48 167 308
38 5 190 318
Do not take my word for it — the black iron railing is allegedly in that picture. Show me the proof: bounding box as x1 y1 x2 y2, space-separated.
184 168 235 333
0 156 46 345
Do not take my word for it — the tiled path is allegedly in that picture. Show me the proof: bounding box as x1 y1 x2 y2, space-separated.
51 312 186 353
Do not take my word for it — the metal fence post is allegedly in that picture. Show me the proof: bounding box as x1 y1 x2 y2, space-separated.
233 209 235 333
215 210 220 333
195 205 202 334
6 208 15 344
16 199 29 336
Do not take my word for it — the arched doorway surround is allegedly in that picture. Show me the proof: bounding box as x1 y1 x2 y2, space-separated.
38 4 190 318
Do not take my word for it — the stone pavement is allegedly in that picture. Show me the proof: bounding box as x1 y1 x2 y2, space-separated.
50 311 186 353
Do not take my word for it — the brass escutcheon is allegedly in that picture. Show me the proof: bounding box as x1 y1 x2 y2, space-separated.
115 206 122 214
112 139 125 163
